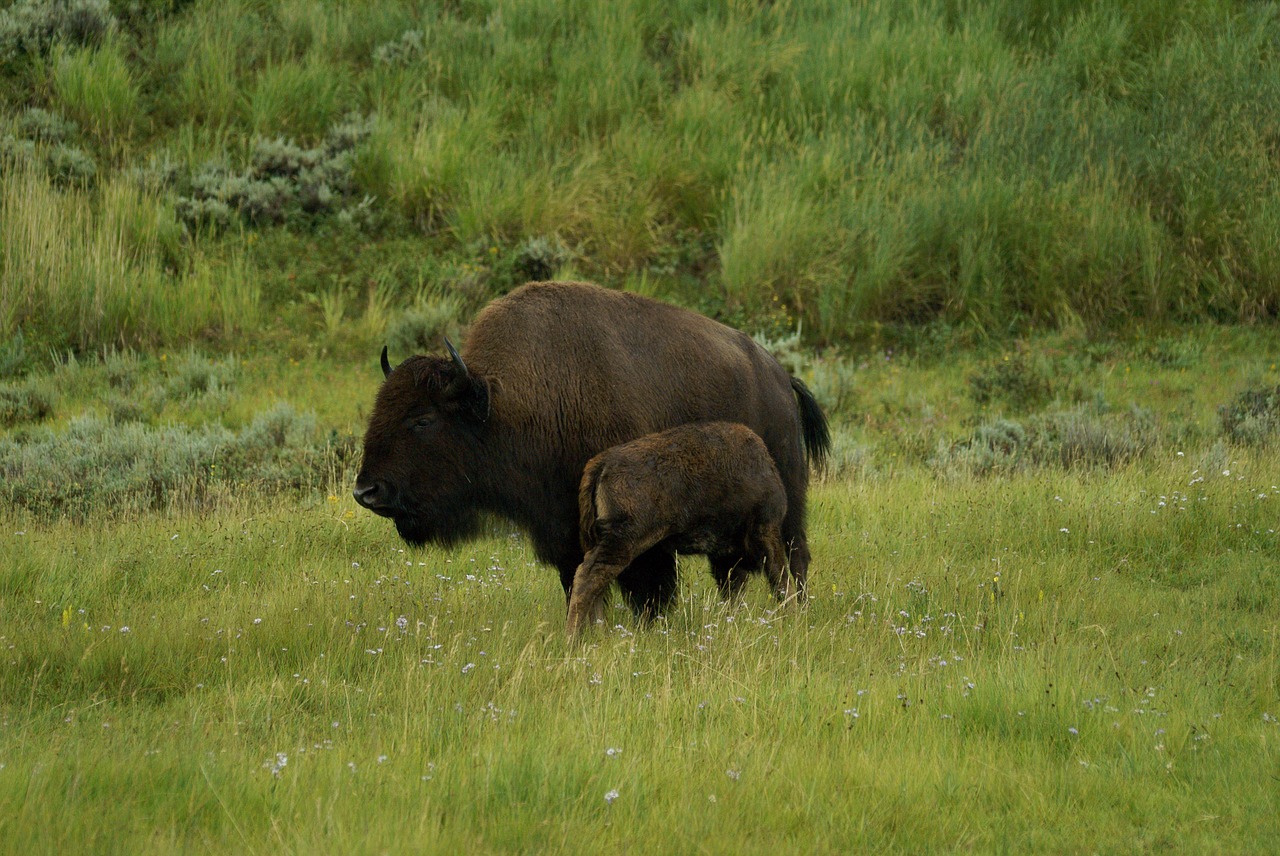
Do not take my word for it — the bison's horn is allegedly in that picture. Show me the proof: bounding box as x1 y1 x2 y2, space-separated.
380 345 392 378
444 337 468 377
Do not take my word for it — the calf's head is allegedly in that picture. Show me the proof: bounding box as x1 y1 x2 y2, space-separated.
353 341 490 546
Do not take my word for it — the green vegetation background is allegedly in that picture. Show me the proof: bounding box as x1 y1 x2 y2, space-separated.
2 0 1280 358
2 0 1279 853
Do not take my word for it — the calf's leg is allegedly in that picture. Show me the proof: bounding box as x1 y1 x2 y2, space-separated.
567 541 632 640
616 546 678 618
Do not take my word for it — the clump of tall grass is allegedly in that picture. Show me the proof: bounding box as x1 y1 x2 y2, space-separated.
0 402 357 519
0 162 259 351
51 39 140 141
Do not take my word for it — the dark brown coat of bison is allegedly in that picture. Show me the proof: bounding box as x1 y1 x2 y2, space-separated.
353 281 829 616
568 421 792 638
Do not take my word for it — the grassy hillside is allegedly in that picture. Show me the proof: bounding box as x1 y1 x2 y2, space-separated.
2 0 1279 357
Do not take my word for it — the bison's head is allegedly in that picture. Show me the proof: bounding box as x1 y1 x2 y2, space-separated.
353 341 490 546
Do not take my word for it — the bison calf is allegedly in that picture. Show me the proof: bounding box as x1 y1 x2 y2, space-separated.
567 422 793 638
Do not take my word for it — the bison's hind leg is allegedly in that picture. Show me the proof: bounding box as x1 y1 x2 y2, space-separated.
567 541 633 640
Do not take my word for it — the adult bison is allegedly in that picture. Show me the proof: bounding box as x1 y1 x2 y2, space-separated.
353 281 829 616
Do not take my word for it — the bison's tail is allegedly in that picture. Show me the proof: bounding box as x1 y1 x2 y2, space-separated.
791 377 831 469
578 458 605 552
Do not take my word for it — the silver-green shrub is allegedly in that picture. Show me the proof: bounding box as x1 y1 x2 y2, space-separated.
175 116 373 231
0 0 115 63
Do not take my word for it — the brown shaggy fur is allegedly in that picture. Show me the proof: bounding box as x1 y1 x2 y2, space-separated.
567 422 791 638
354 281 828 618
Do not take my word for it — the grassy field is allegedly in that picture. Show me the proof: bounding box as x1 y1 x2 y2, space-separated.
3 0 1280 852
2 452 1278 852
2 329 1279 853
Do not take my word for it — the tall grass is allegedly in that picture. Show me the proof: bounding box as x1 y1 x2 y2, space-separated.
1 459 1276 852
0 164 258 349
5 0 1280 351
50 38 138 142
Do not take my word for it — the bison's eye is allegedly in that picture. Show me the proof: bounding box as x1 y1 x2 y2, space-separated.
408 412 438 433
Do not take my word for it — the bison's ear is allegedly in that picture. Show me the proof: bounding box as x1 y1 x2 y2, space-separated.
457 374 490 423
442 338 489 423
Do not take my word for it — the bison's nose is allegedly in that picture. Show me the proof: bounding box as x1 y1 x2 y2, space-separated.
353 481 386 510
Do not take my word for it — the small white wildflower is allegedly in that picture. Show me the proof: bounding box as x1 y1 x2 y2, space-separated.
605 747 622 757
461 663 475 674
604 788 619 804
725 768 740 780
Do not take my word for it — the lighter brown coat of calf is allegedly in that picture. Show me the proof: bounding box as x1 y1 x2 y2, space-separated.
568 422 793 638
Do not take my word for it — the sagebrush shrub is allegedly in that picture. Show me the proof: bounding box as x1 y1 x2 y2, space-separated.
1219 386 1280 446
0 378 54 427
16 107 77 143
175 116 373 231
0 404 357 518
165 351 237 398
512 236 568 283
968 350 1054 411
0 0 115 62
1 108 97 185
0 329 26 378
932 405 1157 477
372 29 424 66
385 298 462 356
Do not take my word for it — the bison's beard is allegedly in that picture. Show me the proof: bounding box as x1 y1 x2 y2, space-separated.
391 505 484 548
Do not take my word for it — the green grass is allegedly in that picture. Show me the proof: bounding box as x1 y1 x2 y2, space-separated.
4 0 1280 353
2 0 1280 850
1 457 1276 852
1 329 1279 852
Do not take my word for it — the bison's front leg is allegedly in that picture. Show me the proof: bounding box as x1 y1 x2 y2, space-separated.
567 543 630 640
709 553 750 600
760 529 795 604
